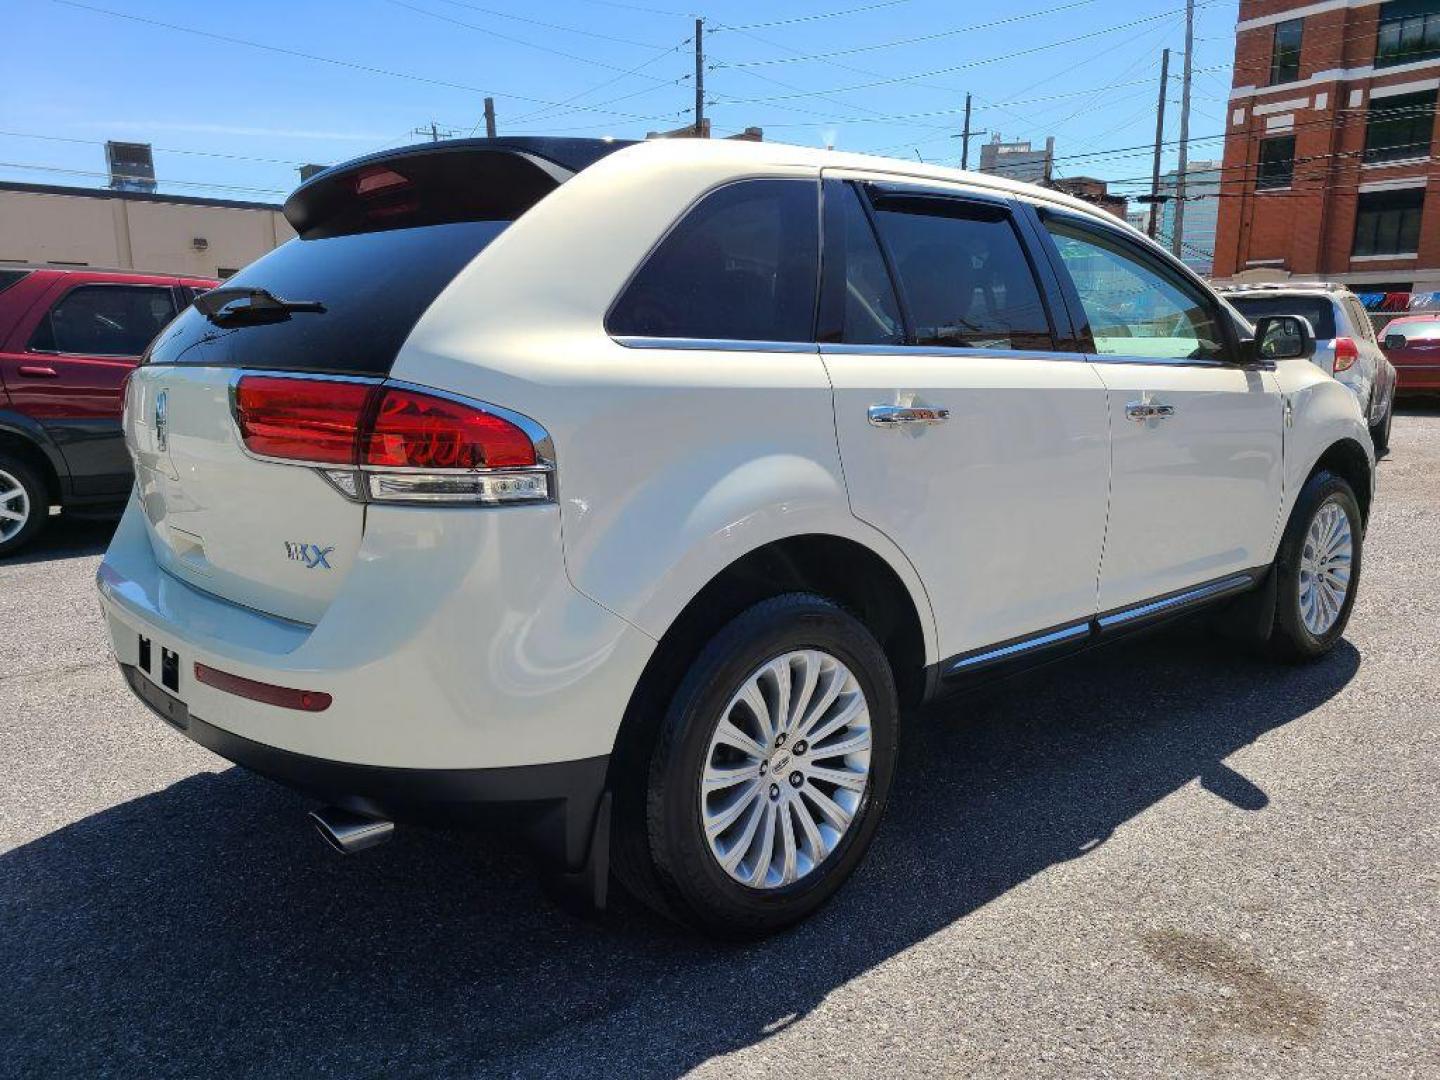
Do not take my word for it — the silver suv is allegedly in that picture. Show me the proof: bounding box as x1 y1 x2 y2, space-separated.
1222 283 1397 454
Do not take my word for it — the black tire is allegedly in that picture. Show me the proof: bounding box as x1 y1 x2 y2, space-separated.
615 594 898 938
0 453 48 558
1267 470 1363 662
1369 392 1393 458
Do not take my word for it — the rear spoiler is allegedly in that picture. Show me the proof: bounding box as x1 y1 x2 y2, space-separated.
284 138 633 239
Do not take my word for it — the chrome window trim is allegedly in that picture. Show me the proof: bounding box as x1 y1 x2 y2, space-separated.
946 621 1091 674
613 335 819 354
1097 573 1255 630
819 342 1087 362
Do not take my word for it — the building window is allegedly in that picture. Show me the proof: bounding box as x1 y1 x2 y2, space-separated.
1256 135 1296 189
1376 0 1440 68
1364 89 1438 162
1353 187 1425 256
1270 18 1303 84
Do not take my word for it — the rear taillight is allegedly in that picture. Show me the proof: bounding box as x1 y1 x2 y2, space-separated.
232 375 552 506
1333 337 1359 373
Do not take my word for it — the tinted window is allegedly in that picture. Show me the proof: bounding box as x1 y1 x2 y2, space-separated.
1377 0 1440 67
870 195 1053 351
1046 218 1227 361
0 269 30 296
147 221 508 374
1227 295 1337 339
1257 136 1296 189
607 179 820 342
1364 89 1436 162
1353 188 1424 256
834 184 904 345
1271 18 1303 84
31 285 177 356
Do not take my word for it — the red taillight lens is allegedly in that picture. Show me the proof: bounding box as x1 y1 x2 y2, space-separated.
233 377 541 481
1333 337 1359 373
233 376 372 464
362 387 536 469
194 662 332 712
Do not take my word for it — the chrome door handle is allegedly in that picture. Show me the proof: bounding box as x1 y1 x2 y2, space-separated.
1125 401 1175 422
17 365 59 378
868 404 950 427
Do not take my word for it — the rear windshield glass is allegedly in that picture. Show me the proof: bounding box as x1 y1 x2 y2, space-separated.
146 220 508 374
1227 295 1337 339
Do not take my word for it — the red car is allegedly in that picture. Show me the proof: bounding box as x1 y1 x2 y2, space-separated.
1381 313 1440 397
0 265 217 555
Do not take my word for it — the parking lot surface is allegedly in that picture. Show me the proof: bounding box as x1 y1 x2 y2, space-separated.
2 411 1437 1079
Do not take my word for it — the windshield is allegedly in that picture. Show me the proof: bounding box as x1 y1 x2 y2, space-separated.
1227 295 1338 340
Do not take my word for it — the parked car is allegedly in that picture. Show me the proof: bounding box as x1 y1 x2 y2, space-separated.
1220 282 1397 455
97 138 1375 937
1379 313 1440 396
0 265 216 555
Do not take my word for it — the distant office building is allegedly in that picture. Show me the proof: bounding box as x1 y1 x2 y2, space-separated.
1126 209 1149 232
1159 159 1221 275
978 135 1054 184
1053 176 1128 220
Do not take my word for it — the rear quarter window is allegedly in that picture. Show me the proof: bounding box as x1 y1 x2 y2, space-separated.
607 178 821 343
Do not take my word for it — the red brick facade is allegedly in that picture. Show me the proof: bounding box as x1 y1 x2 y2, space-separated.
1214 0 1440 290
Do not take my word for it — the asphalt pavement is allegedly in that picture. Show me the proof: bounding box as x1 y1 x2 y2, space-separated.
2 410 1437 1079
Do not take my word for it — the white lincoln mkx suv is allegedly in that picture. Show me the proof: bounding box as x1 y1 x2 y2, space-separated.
98 137 1374 937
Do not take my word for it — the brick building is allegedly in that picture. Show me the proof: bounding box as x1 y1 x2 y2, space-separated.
1214 0 1440 293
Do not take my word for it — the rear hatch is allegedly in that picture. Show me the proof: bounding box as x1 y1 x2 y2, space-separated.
125 139 621 623
1227 293 1339 374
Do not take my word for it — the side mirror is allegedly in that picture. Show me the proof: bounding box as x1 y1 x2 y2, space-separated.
1250 314 1315 363
1384 332 1406 350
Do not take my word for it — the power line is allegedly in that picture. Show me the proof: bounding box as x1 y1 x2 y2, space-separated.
713 0 1103 69
44 0 685 126
0 130 311 167
422 0 670 48
0 160 288 197
716 0 919 33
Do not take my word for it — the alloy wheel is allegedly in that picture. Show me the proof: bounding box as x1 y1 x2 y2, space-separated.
0 468 31 543
699 649 872 889
1298 497 1353 636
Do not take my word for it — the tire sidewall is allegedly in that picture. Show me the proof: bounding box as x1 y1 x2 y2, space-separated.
647 595 898 936
1275 472 1363 656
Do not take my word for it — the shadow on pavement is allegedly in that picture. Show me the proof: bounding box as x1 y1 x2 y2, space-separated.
6 516 116 566
1 624 1359 1077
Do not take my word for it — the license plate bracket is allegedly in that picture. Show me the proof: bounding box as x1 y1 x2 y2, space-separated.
133 665 190 732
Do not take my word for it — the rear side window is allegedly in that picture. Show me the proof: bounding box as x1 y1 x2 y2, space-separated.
869 195 1054 351
1226 295 1337 339
31 285 178 356
607 179 820 343
830 183 904 346
0 269 30 296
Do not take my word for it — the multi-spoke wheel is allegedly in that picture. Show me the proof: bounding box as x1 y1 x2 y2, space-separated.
1268 469 1363 661
700 650 872 889
0 455 46 558
1298 499 1353 637
616 593 898 938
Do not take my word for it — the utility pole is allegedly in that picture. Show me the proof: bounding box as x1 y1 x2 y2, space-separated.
1172 0 1195 259
961 94 972 170
1147 48 1170 240
694 18 705 137
483 97 497 138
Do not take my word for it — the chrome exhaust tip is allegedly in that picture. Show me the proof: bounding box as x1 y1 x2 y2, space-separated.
309 806 395 855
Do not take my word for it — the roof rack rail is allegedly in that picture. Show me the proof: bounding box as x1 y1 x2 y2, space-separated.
1216 281 1353 294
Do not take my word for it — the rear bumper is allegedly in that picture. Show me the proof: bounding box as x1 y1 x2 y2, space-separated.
121 661 610 871
97 494 656 772
1395 364 1440 392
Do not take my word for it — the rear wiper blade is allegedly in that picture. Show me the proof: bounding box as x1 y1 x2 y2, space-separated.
194 286 326 326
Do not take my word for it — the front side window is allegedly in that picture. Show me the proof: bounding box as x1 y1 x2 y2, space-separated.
29 285 178 356
1353 188 1425 256
1364 89 1437 162
868 195 1053 351
1376 0 1440 67
607 179 820 342
1045 217 1228 362
1257 136 1297 189
1270 18 1304 85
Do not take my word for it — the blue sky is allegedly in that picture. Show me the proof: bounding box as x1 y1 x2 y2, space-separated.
2 0 1239 204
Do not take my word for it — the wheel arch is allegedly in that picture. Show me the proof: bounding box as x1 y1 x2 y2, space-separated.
0 413 66 506
1311 436 1373 525
607 531 932 795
